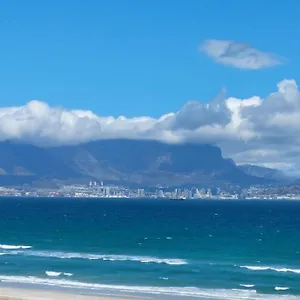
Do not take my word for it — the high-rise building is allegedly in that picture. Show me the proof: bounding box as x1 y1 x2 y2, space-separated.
105 187 110 197
206 189 212 198
157 190 164 198
183 189 190 199
174 189 181 198
137 189 145 197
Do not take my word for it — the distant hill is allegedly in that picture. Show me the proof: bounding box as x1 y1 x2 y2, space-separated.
0 139 267 187
238 164 290 182
0 141 83 187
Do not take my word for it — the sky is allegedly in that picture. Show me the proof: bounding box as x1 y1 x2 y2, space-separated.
1 0 300 173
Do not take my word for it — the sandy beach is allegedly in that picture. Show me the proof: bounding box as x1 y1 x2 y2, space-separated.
0 287 148 300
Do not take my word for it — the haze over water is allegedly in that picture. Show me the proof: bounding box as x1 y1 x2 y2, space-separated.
0 197 300 299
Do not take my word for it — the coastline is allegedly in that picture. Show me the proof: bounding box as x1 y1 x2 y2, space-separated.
0 287 148 300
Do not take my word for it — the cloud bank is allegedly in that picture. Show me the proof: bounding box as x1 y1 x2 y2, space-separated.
0 79 300 174
200 39 284 69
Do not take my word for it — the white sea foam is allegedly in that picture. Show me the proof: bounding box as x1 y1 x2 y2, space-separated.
240 284 255 288
275 287 290 291
0 244 32 250
46 271 73 277
0 275 295 299
8 249 187 265
159 277 169 280
46 271 61 277
240 265 300 274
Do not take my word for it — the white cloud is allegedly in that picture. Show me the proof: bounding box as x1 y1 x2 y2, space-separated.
200 39 284 69
1 79 300 174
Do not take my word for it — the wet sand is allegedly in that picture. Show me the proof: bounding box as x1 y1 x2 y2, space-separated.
0 287 147 300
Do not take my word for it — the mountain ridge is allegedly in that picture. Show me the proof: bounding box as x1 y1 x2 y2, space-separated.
238 164 292 182
0 139 267 187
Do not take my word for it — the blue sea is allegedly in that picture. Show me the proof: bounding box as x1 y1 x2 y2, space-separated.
0 197 300 299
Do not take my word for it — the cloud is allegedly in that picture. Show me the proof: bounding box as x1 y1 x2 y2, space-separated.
200 39 284 69
1 79 300 174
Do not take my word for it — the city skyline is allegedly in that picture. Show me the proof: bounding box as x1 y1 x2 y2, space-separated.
2 180 299 201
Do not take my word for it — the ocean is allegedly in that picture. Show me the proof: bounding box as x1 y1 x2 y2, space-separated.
0 197 300 299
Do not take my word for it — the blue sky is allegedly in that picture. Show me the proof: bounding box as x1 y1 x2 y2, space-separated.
0 0 299 117
2 0 300 171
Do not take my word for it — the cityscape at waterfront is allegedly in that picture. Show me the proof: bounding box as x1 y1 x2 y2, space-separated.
1 181 300 200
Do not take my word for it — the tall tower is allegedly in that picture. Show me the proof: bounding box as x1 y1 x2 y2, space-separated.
137 189 145 197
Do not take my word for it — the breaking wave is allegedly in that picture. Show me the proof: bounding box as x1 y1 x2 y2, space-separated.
240 265 300 274
0 275 291 299
45 271 73 277
5 249 187 266
0 244 32 250
275 287 290 291
45 271 61 277
240 284 255 288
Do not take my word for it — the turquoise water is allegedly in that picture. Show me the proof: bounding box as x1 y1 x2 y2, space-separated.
0 197 300 299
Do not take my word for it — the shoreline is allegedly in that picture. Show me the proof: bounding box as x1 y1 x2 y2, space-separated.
1 195 300 201
0 286 149 300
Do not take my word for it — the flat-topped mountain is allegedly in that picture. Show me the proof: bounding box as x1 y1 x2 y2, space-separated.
0 139 265 186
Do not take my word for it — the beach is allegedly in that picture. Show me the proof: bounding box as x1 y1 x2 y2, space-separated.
0 287 144 300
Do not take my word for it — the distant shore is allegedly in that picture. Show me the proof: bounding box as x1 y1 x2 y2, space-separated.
1 195 300 201
0 287 148 300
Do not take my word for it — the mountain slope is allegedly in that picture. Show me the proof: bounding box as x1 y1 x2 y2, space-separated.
48 140 266 186
238 164 289 182
0 141 83 186
0 139 265 186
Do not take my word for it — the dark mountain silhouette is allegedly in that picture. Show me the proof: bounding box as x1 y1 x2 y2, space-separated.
0 139 266 186
0 141 82 186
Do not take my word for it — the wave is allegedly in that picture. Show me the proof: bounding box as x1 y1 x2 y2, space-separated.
6 249 187 266
46 271 61 277
0 275 298 299
240 265 300 274
240 284 255 288
46 271 73 277
0 244 32 250
0 275 286 299
275 287 290 291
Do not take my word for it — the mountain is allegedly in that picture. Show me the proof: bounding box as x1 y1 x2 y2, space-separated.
0 141 83 186
0 139 266 187
238 164 290 182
